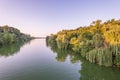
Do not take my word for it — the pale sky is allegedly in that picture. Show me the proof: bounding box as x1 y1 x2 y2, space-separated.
0 0 120 37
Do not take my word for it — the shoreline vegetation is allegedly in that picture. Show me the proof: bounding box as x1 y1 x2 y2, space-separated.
0 25 33 47
46 19 120 68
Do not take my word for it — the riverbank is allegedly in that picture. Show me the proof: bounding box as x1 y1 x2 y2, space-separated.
46 19 120 67
0 25 32 47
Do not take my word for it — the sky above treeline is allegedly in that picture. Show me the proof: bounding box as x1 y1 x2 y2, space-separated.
0 0 120 37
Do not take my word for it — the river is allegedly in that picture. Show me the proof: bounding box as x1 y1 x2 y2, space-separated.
0 39 120 80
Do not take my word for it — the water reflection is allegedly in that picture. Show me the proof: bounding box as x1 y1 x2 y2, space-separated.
46 39 80 63
0 41 31 57
80 58 120 80
46 39 120 80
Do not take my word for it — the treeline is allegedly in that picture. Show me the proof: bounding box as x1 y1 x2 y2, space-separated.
46 19 120 67
0 25 32 46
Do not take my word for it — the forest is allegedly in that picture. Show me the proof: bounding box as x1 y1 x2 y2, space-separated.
46 19 120 67
0 25 32 47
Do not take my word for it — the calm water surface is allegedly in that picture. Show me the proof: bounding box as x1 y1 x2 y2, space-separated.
0 39 120 80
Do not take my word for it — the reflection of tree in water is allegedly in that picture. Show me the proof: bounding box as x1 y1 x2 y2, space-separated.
46 40 120 80
80 57 120 80
46 39 79 63
0 41 31 57
46 40 67 62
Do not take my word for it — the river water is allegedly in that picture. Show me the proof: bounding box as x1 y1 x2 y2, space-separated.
0 39 120 80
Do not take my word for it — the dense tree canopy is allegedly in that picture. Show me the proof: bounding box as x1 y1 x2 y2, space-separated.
46 19 120 67
0 25 32 47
